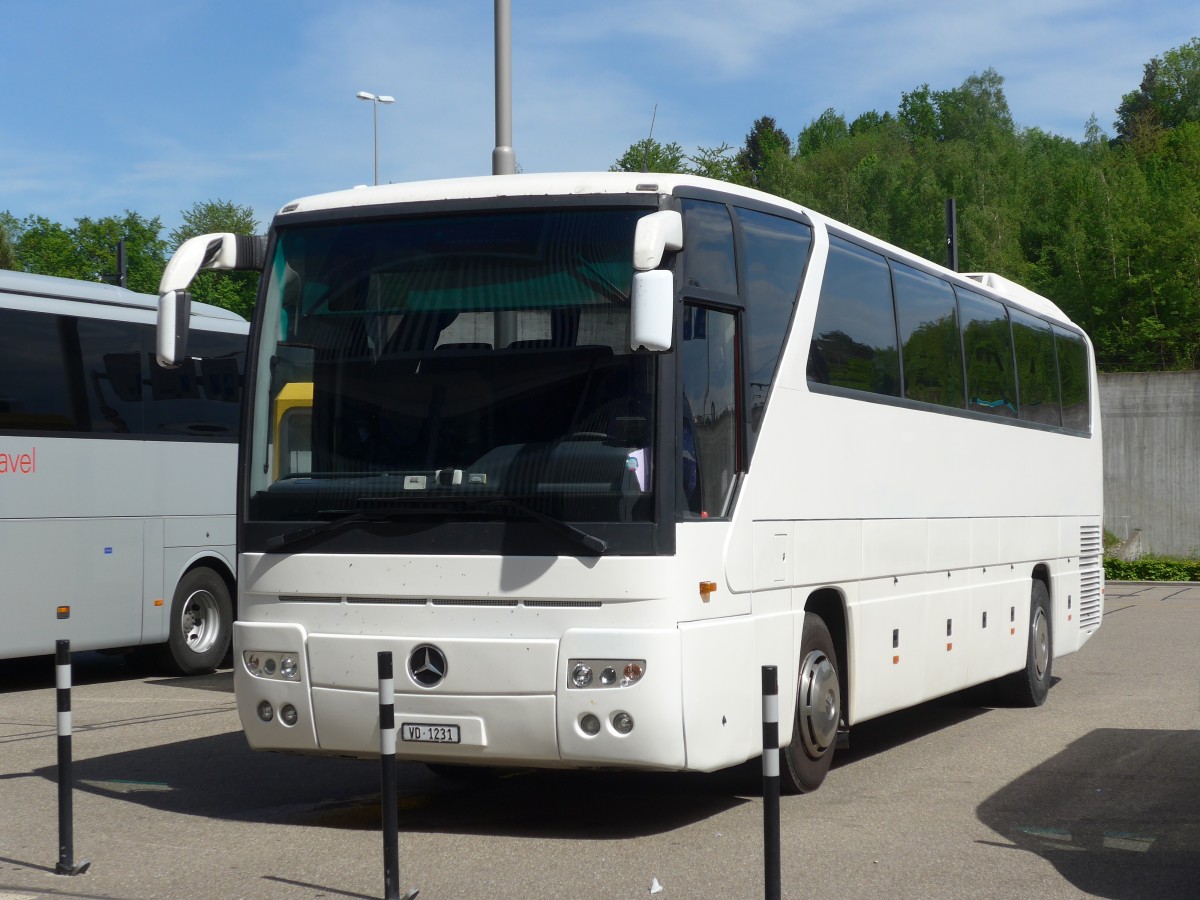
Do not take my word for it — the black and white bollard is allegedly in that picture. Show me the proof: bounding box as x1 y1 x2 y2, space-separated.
55 640 90 876
377 651 418 900
762 665 780 900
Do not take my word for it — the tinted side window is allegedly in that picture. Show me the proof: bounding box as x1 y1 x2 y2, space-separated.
77 317 145 434
808 237 899 396
681 200 737 295
1055 328 1090 432
146 328 245 440
957 288 1017 418
733 208 812 437
0 307 78 432
1011 310 1060 426
892 262 964 408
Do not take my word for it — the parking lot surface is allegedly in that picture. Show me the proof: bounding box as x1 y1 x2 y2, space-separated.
1 581 1198 899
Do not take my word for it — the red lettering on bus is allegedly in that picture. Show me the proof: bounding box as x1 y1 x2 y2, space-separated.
0 447 36 474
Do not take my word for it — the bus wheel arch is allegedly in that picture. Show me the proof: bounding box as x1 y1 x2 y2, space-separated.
155 561 235 676
782 590 847 794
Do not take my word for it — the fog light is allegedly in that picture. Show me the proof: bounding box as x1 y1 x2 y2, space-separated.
245 652 261 674
571 663 593 688
612 711 634 735
580 714 601 736
263 657 277 676
280 704 298 726
599 666 617 685
257 700 274 722
279 655 298 679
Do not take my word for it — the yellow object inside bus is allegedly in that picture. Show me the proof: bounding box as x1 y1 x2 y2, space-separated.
273 382 313 479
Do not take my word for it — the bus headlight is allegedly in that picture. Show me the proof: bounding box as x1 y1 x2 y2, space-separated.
567 658 645 689
243 650 303 682
571 663 593 688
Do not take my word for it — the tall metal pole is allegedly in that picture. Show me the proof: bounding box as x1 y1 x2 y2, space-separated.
945 198 959 272
492 0 515 175
373 101 380 186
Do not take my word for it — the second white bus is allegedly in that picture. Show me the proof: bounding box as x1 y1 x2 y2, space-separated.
1 270 247 674
157 172 1102 789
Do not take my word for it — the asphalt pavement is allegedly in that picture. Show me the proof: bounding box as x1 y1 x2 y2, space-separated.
0 582 1197 899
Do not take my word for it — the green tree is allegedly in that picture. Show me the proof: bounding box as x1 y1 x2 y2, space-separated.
734 116 792 185
4 211 166 291
13 216 81 278
688 143 739 181
75 211 168 293
1116 38 1200 141
170 199 260 318
609 138 689 174
0 215 16 270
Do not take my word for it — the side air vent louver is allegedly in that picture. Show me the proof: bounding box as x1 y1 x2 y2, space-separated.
1079 524 1103 631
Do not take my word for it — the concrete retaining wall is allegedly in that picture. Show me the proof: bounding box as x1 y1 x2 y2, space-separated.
1100 371 1200 556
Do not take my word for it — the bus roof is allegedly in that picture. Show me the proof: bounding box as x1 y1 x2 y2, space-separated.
0 268 246 322
273 172 794 218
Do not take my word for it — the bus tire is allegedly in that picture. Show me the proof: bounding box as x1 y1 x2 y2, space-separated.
782 612 841 794
156 567 233 676
999 579 1053 707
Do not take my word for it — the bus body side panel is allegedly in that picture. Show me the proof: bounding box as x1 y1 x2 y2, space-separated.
0 437 147 656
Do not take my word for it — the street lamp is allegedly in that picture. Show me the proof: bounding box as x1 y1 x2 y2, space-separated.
356 90 395 185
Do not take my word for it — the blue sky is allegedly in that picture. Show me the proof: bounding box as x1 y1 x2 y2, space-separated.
2 1 1194 240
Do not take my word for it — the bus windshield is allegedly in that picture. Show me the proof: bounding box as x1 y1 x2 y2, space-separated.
247 206 658 532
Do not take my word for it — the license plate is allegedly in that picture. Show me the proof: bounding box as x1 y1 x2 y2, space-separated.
400 722 461 744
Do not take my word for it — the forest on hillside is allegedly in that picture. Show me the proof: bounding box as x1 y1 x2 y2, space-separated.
613 38 1200 372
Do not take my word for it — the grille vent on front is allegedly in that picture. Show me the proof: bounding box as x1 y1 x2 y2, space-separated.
1078 524 1103 631
276 595 602 608
524 600 603 608
432 598 519 607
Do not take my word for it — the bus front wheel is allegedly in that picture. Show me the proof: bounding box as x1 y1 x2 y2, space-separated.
156 567 233 676
782 612 841 794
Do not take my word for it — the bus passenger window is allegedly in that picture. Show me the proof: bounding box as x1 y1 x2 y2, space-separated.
957 288 1017 418
1011 310 1060 426
892 262 964 408
1055 328 1090 432
808 237 899 397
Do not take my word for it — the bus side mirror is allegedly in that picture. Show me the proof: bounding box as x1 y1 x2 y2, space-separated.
630 210 682 352
630 270 674 352
156 232 267 367
156 289 192 368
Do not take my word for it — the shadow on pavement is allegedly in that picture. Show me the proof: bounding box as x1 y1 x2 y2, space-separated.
0 651 233 693
32 730 746 840
977 728 1200 899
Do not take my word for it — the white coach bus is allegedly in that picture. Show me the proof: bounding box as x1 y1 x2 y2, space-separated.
157 173 1102 790
0 270 247 674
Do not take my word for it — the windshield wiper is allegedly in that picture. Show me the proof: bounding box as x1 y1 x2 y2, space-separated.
487 498 608 555
265 509 405 551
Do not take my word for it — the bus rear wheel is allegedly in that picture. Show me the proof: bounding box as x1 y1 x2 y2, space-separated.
998 579 1053 707
155 567 233 676
782 612 841 794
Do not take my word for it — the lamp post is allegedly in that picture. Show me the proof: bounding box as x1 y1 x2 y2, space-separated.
356 90 395 185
